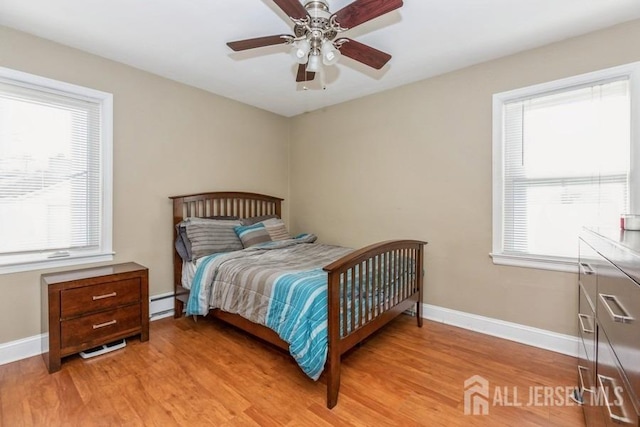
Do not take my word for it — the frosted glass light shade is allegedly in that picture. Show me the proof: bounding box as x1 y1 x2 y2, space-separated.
321 40 341 66
291 39 311 64
307 53 322 72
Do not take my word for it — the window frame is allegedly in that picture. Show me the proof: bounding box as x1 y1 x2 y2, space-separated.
0 67 113 274
492 62 640 272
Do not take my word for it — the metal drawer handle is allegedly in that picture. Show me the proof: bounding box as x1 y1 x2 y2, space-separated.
577 365 592 395
597 374 630 424
580 263 595 275
599 294 634 324
577 313 594 334
92 292 117 301
92 320 117 329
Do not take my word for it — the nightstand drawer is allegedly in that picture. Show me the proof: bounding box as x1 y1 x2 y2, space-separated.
61 278 141 318
61 304 141 349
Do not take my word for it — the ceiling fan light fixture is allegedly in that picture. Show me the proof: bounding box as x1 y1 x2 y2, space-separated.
306 52 322 73
227 0 403 86
321 40 341 66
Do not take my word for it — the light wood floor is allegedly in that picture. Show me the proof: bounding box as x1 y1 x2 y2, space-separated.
0 315 585 426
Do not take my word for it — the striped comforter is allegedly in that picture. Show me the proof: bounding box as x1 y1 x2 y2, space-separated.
186 234 352 380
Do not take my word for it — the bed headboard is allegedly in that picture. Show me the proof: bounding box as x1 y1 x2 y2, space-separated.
169 191 282 224
168 191 284 316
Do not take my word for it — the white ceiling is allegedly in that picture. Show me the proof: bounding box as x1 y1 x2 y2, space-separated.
2 0 640 117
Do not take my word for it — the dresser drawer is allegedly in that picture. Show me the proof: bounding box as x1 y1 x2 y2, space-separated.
61 278 141 318
597 330 639 427
579 283 597 364
578 322 607 427
578 349 606 427
61 304 142 349
580 238 600 311
597 259 640 401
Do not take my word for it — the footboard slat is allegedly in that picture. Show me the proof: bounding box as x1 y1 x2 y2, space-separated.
342 271 348 338
362 259 368 326
403 249 408 300
393 250 398 305
383 252 390 312
323 239 426 408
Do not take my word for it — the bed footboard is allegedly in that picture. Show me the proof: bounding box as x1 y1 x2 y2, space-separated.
323 239 426 408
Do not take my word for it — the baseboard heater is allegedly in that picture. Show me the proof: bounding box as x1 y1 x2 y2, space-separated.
79 339 126 359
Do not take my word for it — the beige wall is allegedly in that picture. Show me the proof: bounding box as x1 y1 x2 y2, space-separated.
289 19 640 336
2 18 640 346
0 26 290 344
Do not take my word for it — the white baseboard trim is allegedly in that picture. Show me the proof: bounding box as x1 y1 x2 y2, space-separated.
0 292 176 366
0 299 579 366
0 334 45 366
422 303 580 357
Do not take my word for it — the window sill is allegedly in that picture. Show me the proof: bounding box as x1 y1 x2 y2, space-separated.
0 252 115 275
490 253 579 274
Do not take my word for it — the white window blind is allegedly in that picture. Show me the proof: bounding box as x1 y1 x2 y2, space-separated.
0 68 113 273
492 62 640 271
502 79 630 260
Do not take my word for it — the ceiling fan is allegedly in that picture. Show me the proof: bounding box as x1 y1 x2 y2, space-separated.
227 0 403 83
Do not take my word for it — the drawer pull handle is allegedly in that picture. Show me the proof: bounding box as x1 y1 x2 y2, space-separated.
580 263 595 275
599 294 634 324
92 292 117 301
577 313 594 334
577 365 593 395
597 374 630 424
93 320 117 329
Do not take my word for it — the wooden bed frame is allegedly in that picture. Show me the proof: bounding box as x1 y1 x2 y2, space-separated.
169 191 426 408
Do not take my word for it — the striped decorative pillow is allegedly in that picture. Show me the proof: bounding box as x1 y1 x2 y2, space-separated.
261 218 291 241
185 218 243 259
175 216 240 261
241 214 279 226
234 223 272 248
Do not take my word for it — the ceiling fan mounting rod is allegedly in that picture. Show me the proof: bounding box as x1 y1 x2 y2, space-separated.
305 1 329 13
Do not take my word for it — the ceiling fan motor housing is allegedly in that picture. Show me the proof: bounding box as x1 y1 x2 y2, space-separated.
296 0 337 45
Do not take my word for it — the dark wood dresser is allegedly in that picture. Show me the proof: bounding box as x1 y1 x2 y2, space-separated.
577 228 640 426
41 262 149 373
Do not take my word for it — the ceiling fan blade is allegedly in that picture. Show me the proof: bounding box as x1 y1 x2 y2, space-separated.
338 38 392 70
273 0 309 20
334 0 403 29
227 35 290 51
296 63 316 82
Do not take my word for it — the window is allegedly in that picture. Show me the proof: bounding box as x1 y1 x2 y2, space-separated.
0 67 113 274
492 63 640 272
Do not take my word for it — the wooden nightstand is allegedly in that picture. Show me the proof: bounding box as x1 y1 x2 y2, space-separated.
41 262 149 373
